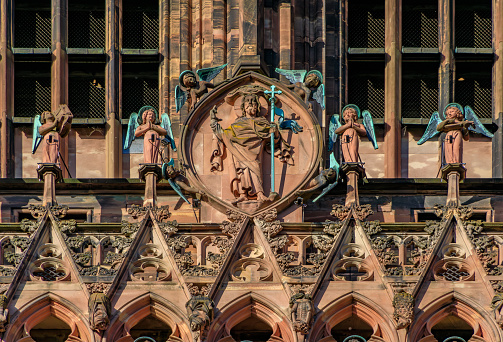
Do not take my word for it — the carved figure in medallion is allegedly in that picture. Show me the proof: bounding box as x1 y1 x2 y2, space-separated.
417 103 493 164
330 105 378 163
32 104 73 164
175 64 227 113
210 88 292 204
123 106 176 164
290 290 314 339
186 296 214 341
275 68 325 110
88 292 111 332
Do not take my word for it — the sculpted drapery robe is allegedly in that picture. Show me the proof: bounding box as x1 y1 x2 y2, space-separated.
211 115 292 199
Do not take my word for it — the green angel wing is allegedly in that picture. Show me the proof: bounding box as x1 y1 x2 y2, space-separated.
465 106 494 138
312 84 325 109
124 112 140 150
328 114 341 152
175 85 187 113
417 111 442 145
196 63 227 82
275 68 307 84
362 110 378 149
160 113 177 151
32 114 43 154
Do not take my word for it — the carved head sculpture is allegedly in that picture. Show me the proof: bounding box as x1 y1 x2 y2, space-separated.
186 296 214 332
181 70 198 88
89 293 111 332
445 105 464 121
343 107 358 123
304 71 322 88
138 106 159 125
240 94 261 118
0 294 7 333
40 110 55 124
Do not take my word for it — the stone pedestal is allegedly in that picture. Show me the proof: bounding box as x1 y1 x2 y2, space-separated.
37 163 63 207
441 163 466 207
139 164 162 207
341 163 366 207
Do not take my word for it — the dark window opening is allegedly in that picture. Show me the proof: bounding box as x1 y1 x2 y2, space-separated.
122 62 159 120
30 316 72 342
14 61 51 117
402 61 439 118
122 0 159 49
230 316 273 342
130 316 172 341
331 316 373 341
455 0 492 48
14 0 51 48
402 0 438 48
348 61 385 118
337 266 367 281
68 1 105 49
69 62 106 118
348 0 385 48
455 61 492 118
417 212 439 222
431 315 474 341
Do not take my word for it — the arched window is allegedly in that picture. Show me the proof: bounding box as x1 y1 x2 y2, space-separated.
29 316 72 342
431 315 474 342
331 316 373 342
129 316 172 341
229 316 273 342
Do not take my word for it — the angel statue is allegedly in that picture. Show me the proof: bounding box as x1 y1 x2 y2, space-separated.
175 64 227 113
32 104 73 164
123 106 176 164
275 68 325 110
329 104 378 163
417 103 493 164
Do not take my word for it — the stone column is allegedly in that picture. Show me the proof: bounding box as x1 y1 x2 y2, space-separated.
37 164 63 207
493 0 503 177
139 164 162 207
384 0 401 177
0 0 13 177
441 163 466 208
341 163 366 207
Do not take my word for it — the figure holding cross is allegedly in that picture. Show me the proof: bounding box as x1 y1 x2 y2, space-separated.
210 86 292 205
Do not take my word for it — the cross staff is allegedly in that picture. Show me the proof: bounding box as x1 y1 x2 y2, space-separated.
264 85 282 193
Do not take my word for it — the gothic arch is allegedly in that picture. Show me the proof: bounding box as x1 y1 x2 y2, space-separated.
5 292 93 342
207 292 294 342
310 292 398 342
408 292 502 342
106 292 191 342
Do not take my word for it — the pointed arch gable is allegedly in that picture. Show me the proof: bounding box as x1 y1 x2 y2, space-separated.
5 292 93 342
311 292 398 342
106 292 192 342
409 292 503 342
207 292 294 342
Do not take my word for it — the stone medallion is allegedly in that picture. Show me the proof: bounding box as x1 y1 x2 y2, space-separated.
180 72 322 216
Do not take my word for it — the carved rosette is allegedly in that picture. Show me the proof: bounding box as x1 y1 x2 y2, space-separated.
392 292 414 329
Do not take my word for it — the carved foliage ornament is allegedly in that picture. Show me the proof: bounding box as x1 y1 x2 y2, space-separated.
392 292 414 329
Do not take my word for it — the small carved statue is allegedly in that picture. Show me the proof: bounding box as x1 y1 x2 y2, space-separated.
289 290 314 338
330 105 378 164
417 103 493 164
123 106 176 164
491 293 503 328
89 292 111 332
175 64 227 113
275 68 325 110
186 296 214 341
392 292 414 329
162 158 203 204
210 87 292 204
32 104 73 164
0 294 8 333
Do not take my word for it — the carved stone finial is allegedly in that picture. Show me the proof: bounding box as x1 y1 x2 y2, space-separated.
186 296 214 342
392 292 414 329
290 290 314 340
89 292 111 333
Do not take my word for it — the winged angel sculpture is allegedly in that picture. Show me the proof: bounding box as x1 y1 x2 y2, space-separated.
417 103 493 164
123 106 176 164
300 105 378 202
275 68 325 110
175 64 227 113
